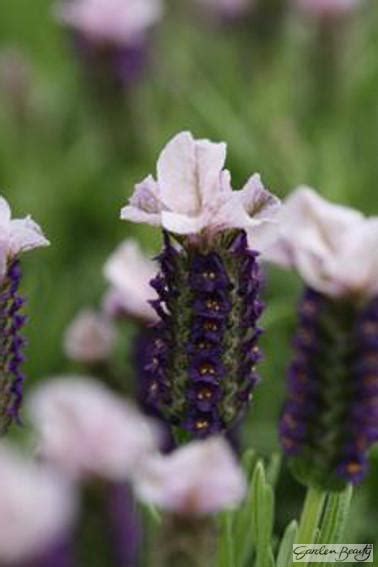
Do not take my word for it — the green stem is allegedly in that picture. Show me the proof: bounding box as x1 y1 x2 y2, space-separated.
293 487 327 567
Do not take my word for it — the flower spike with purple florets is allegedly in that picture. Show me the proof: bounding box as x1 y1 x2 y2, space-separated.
0 196 49 434
267 187 378 489
121 131 281 441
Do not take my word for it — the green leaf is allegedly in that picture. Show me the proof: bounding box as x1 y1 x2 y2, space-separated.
251 462 275 567
266 453 282 487
231 457 277 567
318 485 353 544
295 487 327 545
241 448 258 480
315 485 353 567
218 512 236 567
144 504 162 525
276 520 298 567
233 455 259 566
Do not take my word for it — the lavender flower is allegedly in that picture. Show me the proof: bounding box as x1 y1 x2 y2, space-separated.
28 376 161 480
267 187 378 489
55 0 164 87
0 443 76 566
103 239 159 324
29 377 162 567
0 197 49 434
64 309 117 364
121 132 280 440
134 437 246 516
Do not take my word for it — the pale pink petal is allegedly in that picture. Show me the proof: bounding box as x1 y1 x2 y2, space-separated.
157 132 200 215
0 197 11 225
56 0 163 45
121 175 162 226
64 309 117 363
9 217 50 256
103 239 158 323
265 186 377 298
0 444 76 564
265 186 364 270
161 210 206 235
134 437 246 516
329 219 378 298
246 221 282 254
28 377 161 481
195 139 227 205
239 174 281 221
213 174 280 239
121 132 282 241
284 188 363 251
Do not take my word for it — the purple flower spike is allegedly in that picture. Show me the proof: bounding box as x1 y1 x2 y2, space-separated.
0 259 27 434
281 288 378 490
140 231 265 441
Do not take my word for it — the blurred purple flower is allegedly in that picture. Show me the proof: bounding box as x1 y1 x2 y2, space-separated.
268 188 378 488
55 0 164 86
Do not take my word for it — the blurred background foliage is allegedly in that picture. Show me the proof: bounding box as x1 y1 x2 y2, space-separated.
0 0 377 547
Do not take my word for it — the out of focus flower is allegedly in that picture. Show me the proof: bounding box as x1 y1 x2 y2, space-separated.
121 132 281 440
0 196 49 434
64 309 117 363
196 0 255 20
57 0 163 45
121 131 280 247
134 437 246 516
55 0 164 86
266 187 378 299
294 0 362 18
0 443 76 565
103 239 158 324
28 376 161 481
268 188 378 489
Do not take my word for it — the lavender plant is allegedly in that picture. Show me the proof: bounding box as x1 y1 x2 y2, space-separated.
0 197 49 434
267 187 378 491
121 131 281 441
